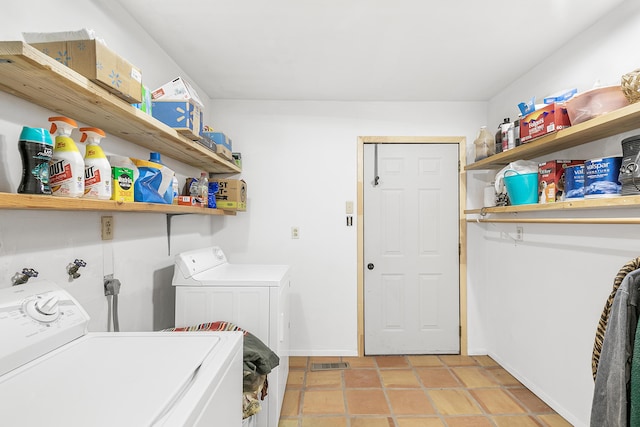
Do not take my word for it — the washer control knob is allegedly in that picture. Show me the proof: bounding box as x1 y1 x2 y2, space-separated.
24 295 60 323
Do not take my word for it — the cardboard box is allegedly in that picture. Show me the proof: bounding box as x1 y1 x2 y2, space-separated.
31 40 143 104
232 153 242 169
520 103 571 143
538 160 583 203
151 77 204 108
151 100 203 140
111 167 134 202
212 179 246 211
177 195 204 207
201 131 233 151
215 143 233 161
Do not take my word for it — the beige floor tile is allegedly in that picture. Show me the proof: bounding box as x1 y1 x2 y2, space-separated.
486 367 523 386
287 370 305 388
344 369 382 388
290 356 308 369
416 367 461 388
387 389 435 415
452 367 500 388
281 389 301 417
305 370 343 389
280 356 566 426
445 416 494 427
375 355 409 368
427 389 483 415
397 417 445 426
509 388 554 413
471 389 526 414
493 415 544 427
407 355 444 367
537 414 573 427
301 416 348 427
439 355 478 367
342 356 377 368
350 417 395 427
380 369 421 388
345 389 390 415
302 389 345 415
473 355 500 367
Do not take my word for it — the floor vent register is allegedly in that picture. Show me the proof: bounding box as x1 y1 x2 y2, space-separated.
310 362 350 371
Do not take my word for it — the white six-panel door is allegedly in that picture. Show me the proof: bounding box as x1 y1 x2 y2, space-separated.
364 143 460 355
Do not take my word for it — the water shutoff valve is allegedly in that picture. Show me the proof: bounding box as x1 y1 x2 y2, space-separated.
11 268 38 286
67 259 86 280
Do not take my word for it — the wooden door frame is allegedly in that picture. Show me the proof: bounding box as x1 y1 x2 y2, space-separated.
357 136 468 356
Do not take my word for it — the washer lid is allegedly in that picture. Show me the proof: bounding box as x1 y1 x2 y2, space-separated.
0 332 221 427
180 263 290 287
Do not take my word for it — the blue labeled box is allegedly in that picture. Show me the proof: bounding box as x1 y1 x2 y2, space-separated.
201 131 232 151
152 100 202 140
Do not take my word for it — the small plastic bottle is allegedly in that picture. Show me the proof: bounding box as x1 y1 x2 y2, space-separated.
198 172 209 206
473 126 495 161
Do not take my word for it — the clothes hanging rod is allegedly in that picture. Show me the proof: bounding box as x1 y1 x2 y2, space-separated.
468 218 640 224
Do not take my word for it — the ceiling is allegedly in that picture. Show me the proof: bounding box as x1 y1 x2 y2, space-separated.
113 0 624 102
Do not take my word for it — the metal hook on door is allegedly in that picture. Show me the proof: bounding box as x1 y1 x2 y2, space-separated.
372 144 380 187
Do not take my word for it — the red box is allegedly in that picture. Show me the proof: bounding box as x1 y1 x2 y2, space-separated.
521 103 571 143
538 160 583 203
177 195 204 207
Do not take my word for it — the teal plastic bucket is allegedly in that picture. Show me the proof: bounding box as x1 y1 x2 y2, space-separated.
503 170 538 205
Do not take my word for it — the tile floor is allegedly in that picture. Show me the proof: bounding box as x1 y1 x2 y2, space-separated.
278 355 573 427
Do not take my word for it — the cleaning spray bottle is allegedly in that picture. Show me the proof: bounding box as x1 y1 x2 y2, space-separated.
79 127 112 199
48 116 84 198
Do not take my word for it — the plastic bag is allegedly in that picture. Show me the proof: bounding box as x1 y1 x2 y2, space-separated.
131 158 175 204
494 160 539 195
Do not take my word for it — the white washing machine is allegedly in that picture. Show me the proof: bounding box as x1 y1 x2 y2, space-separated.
172 246 290 427
0 280 243 427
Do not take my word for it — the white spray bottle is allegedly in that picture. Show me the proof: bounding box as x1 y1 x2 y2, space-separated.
79 127 112 199
48 116 85 198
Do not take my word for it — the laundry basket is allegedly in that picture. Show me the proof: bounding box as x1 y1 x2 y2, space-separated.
504 170 538 205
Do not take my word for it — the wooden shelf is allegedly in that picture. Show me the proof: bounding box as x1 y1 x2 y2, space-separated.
465 195 640 215
465 101 640 171
0 192 236 216
0 41 240 174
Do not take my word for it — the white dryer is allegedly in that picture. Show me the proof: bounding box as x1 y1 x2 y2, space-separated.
0 280 243 427
172 246 291 427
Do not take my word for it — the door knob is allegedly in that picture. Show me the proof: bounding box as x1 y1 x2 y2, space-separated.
367 263 374 270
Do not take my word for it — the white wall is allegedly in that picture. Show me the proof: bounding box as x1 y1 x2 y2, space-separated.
477 1 640 426
0 0 217 332
207 100 487 355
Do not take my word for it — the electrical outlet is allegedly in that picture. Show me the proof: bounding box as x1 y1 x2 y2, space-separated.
101 216 114 240
515 226 523 241
291 226 300 239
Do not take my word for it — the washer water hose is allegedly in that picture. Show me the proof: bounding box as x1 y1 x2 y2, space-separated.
104 278 121 332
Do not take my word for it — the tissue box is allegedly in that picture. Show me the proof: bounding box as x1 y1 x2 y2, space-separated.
538 160 583 203
520 103 571 143
212 179 246 211
31 40 143 104
151 77 204 107
151 100 203 140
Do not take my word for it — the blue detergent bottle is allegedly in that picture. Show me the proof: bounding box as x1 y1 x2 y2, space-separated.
18 127 54 194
